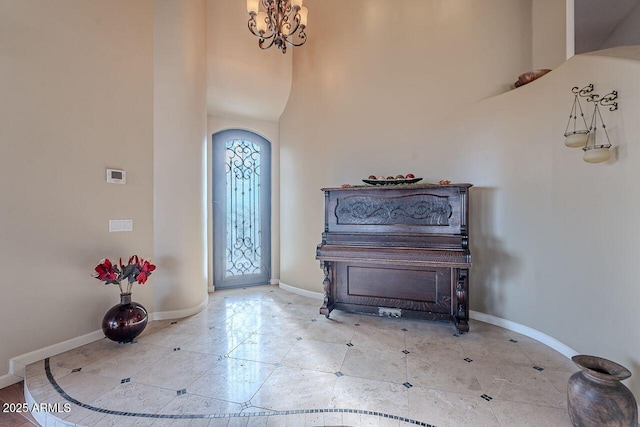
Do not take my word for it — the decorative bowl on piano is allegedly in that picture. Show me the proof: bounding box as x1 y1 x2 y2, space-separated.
362 177 422 186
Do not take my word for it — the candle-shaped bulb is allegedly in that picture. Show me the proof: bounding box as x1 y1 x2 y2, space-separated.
299 6 308 27
256 11 268 33
247 0 259 14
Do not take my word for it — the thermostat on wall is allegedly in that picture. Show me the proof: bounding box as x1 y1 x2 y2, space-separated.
106 168 126 184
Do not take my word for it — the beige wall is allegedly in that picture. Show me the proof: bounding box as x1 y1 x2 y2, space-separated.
280 1 640 398
280 0 535 292
154 0 209 313
459 49 640 398
206 0 292 122
0 0 154 375
532 0 569 68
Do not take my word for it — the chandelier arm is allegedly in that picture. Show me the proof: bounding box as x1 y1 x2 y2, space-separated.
260 0 273 12
265 9 277 39
259 32 276 41
259 37 276 50
247 17 261 38
250 27 276 40
248 12 257 35
282 14 293 33
268 1 280 34
285 12 302 38
248 11 275 40
285 31 307 47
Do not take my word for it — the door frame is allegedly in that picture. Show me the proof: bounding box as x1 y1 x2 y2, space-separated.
212 129 272 289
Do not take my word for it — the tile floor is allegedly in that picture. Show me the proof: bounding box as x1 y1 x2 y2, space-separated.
23 285 577 426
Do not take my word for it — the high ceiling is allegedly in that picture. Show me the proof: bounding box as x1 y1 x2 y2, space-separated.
575 0 640 53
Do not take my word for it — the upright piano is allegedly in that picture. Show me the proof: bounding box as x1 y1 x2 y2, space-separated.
316 183 472 333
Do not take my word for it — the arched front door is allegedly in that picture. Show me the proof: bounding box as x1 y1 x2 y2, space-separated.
212 129 271 289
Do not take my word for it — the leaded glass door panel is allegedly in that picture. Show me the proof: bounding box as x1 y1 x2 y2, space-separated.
212 129 271 289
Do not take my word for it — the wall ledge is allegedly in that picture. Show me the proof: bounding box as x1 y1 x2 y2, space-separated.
469 310 578 359
582 45 640 62
277 283 579 360
152 296 208 321
278 282 323 300
8 329 105 384
4 297 209 386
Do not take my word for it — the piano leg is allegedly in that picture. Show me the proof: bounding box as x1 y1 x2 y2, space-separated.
319 261 333 318
455 269 470 333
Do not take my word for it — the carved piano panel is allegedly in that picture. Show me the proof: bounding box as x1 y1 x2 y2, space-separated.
316 184 472 332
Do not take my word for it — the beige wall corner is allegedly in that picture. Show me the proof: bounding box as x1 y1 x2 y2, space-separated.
153 0 209 313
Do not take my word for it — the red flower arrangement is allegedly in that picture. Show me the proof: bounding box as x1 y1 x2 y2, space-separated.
93 255 156 294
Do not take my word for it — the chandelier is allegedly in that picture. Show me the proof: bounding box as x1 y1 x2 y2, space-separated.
246 0 308 53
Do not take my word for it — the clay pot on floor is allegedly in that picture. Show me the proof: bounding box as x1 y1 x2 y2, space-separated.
567 355 637 427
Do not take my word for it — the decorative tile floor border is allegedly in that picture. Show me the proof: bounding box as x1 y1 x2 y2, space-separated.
43 358 434 426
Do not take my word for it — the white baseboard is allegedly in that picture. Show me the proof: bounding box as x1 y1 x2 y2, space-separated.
270 278 279 285
4 298 209 384
9 329 105 380
0 373 24 389
469 310 579 359
278 282 323 300
150 296 208 321
276 284 579 360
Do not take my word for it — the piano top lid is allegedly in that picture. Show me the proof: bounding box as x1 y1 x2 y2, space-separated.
322 183 473 192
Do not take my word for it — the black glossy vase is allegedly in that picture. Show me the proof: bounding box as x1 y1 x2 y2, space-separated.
102 293 148 343
567 355 638 427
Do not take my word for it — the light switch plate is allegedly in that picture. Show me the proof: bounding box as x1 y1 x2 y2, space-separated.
109 219 133 232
